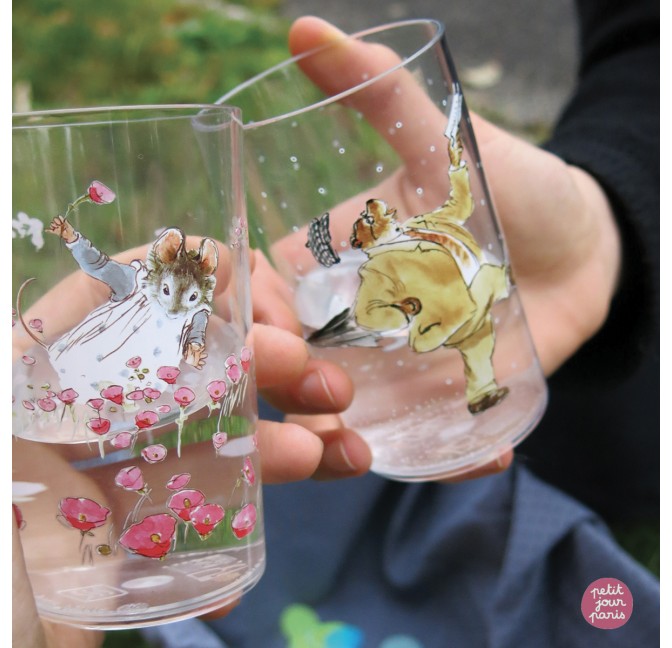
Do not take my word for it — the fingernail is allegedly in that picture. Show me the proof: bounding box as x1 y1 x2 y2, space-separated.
322 440 357 475
299 369 337 408
496 452 511 470
336 440 357 471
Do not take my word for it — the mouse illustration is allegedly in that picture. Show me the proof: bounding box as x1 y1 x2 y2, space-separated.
20 217 218 400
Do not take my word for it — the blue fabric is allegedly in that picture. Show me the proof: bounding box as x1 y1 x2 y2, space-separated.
142 463 659 647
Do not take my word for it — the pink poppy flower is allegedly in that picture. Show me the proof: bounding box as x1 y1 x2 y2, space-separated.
190 504 225 539
37 397 56 412
240 347 252 373
115 466 145 491
143 388 161 402
119 514 176 559
22 355 36 365
206 380 227 403
57 388 78 406
22 400 35 411
28 318 43 333
59 497 110 533
126 356 142 369
88 180 116 205
141 444 167 463
174 387 195 407
86 417 111 436
157 404 172 414
166 473 191 491
212 432 228 450
167 489 206 521
111 432 134 449
87 398 104 411
126 389 145 402
242 456 256 486
226 363 242 385
225 354 237 368
135 410 159 430
157 366 180 385
101 385 124 405
231 503 257 539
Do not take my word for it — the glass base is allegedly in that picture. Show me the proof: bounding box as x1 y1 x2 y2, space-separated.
33 544 265 630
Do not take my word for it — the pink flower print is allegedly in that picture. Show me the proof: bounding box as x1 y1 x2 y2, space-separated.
115 466 145 492
157 404 172 414
174 387 195 408
157 366 180 385
242 456 256 486
141 444 167 463
86 417 111 436
28 318 43 334
88 181 116 205
126 356 142 369
212 432 228 451
167 489 206 522
143 388 161 402
111 432 134 449
119 513 176 559
207 381 227 403
240 347 252 373
13 503 26 530
166 473 191 491
231 503 257 539
37 397 56 412
135 410 159 430
59 497 111 533
22 355 36 365
190 504 225 540
87 398 104 412
57 388 78 406
22 400 35 411
225 355 241 385
101 385 124 405
126 389 145 402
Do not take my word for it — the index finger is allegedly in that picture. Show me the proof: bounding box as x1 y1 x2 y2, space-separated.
287 17 449 169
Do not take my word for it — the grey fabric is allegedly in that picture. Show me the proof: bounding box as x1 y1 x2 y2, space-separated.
143 465 659 647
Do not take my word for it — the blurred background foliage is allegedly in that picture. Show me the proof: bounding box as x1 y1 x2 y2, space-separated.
13 0 291 111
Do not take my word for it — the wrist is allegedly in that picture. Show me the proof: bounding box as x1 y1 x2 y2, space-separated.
567 165 622 299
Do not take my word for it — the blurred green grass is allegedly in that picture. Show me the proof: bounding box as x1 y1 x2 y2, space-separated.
13 0 291 110
13 2 658 646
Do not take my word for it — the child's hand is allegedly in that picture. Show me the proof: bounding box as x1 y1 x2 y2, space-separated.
46 216 77 243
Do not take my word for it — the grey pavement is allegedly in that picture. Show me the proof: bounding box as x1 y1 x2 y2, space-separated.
279 0 578 135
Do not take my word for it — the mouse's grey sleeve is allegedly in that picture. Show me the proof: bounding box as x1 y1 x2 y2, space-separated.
66 232 137 301
181 308 211 349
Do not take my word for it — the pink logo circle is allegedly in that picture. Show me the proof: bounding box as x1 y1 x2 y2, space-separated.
581 578 633 629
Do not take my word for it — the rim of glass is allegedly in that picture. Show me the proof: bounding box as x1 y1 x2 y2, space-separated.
12 103 242 127
216 19 445 128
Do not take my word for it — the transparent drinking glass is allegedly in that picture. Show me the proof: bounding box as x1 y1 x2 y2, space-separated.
12 105 264 629
218 20 548 481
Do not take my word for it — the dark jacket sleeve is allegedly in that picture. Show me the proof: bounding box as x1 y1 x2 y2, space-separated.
542 0 659 381
520 0 659 522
